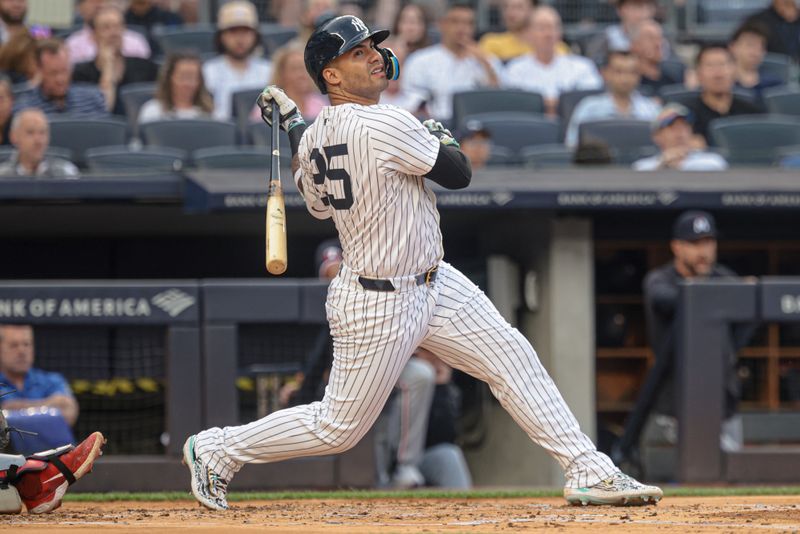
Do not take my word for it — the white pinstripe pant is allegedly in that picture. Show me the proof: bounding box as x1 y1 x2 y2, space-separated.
195 261 618 488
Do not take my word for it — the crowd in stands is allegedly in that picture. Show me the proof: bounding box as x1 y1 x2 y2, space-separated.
0 0 796 176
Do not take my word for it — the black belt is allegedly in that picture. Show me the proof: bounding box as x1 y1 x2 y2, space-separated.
358 266 438 292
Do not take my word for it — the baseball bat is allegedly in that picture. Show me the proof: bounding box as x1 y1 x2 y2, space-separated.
265 105 287 275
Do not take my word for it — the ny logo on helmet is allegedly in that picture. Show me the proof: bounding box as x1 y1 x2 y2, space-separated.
351 18 367 33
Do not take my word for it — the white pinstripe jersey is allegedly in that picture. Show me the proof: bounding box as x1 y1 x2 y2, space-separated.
296 103 443 278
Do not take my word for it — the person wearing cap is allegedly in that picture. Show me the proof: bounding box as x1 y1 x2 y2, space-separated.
202 0 271 120
457 120 492 169
641 211 748 459
632 103 728 171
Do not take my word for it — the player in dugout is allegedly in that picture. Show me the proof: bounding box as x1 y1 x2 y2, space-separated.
183 14 662 510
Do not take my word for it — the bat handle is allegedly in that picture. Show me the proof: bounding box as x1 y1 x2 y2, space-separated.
271 105 280 152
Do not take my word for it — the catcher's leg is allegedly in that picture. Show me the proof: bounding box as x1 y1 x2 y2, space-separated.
3 431 105 514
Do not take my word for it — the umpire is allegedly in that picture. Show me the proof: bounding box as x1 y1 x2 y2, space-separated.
625 211 752 477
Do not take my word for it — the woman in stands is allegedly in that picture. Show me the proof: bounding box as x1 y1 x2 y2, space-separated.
393 3 431 56
0 76 13 146
138 52 214 124
250 42 326 122
0 31 40 87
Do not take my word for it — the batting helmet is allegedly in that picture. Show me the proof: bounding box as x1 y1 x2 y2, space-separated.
304 15 399 94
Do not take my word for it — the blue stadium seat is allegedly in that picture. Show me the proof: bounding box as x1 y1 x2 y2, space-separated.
578 119 655 164
764 87 800 116
557 88 605 141
521 144 574 169
153 25 216 56
193 146 271 169
760 53 793 84
260 24 298 55
248 122 293 168
49 117 129 167
661 59 687 84
85 145 186 172
463 112 559 164
119 82 157 140
452 89 544 129
710 114 800 165
231 88 262 143
141 119 236 154
659 84 757 107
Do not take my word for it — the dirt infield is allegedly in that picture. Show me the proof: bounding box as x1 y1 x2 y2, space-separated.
3 495 800 532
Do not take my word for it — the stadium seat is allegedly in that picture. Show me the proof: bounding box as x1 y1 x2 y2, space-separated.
659 84 756 106
452 89 544 129
578 118 655 164
764 87 800 116
760 53 793 84
463 112 559 164
119 82 157 139
557 88 605 140
85 145 186 172
710 114 800 166
660 59 687 84
141 119 236 154
231 88 262 143
49 117 128 167
153 25 216 56
260 24 298 55
521 144 574 169
193 146 271 169
486 146 514 166
248 122 293 167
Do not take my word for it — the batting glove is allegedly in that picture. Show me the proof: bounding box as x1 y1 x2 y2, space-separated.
422 119 460 148
257 85 306 132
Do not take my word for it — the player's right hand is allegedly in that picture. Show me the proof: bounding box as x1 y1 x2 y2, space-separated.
257 85 305 132
422 119 460 148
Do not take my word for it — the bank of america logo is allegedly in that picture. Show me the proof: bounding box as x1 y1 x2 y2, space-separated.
151 289 195 317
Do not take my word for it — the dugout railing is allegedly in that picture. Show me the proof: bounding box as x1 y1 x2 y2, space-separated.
677 278 800 483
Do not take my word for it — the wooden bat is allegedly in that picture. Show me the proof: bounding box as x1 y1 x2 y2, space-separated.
266 105 287 275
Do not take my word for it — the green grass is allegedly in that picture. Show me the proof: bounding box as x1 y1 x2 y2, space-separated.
64 486 800 503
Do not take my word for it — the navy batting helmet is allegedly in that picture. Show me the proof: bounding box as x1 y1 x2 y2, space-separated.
304 15 399 94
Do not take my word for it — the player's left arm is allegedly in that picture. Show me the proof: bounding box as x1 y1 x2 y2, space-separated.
422 119 472 190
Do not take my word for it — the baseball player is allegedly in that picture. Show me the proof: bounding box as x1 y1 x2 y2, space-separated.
183 15 662 510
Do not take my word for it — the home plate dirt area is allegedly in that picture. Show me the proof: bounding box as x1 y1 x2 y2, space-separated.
3 495 800 532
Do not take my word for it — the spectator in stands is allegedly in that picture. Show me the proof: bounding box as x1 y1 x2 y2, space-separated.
402 1 501 121
0 324 78 426
633 103 728 171
745 0 800 61
565 50 660 148
642 211 750 455
586 0 661 64
503 6 602 117
630 19 682 95
392 3 431 57
67 0 151 64
412 347 472 489
0 108 79 178
72 5 159 116
0 0 27 44
15 40 106 116
250 42 326 122
457 119 492 169
125 0 183 33
0 76 13 146
138 51 213 124
479 0 535 62
729 21 784 102
293 0 338 44
0 29 38 86
685 44 763 147
203 1 271 121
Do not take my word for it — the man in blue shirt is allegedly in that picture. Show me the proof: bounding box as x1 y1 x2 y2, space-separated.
0 324 78 426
